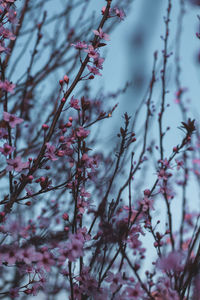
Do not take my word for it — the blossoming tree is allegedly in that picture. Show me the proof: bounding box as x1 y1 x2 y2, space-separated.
0 0 200 299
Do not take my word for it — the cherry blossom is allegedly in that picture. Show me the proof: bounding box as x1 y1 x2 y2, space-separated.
0 143 15 156
114 7 126 20
93 28 110 41
6 156 29 172
37 251 54 272
87 64 102 76
65 233 84 261
3 111 23 128
84 45 99 59
70 96 80 110
76 126 90 138
45 143 58 161
70 41 87 50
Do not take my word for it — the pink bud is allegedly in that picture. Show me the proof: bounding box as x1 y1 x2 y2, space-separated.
42 124 49 130
64 75 69 84
62 213 69 221
59 136 65 142
28 175 33 182
40 177 45 183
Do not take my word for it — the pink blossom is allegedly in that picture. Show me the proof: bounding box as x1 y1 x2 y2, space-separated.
0 26 16 40
76 267 100 297
45 143 58 161
93 56 104 69
3 112 23 128
155 277 180 300
0 143 15 156
76 126 90 138
65 233 84 261
18 246 38 265
6 156 29 172
77 198 89 214
70 96 80 110
0 80 15 93
114 7 126 20
105 271 124 292
87 65 102 76
71 41 87 50
126 283 143 299
84 45 99 59
1 247 17 264
175 159 184 170
80 187 91 198
157 168 170 181
93 28 110 41
128 233 142 250
157 251 185 273
141 196 154 211
37 251 54 272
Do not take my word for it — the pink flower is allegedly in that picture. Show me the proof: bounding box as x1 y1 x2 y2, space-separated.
106 272 124 292
6 156 29 172
71 41 87 50
114 7 126 20
0 26 16 40
157 251 185 273
1 247 17 265
84 45 99 59
18 246 37 265
0 79 15 93
128 233 142 250
93 28 110 41
0 143 15 156
45 143 58 161
65 233 84 262
37 251 54 272
126 283 143 299
76 126 90 139
87 65 102 76
70 96 80 110
93 56 104 69
3 112 23 128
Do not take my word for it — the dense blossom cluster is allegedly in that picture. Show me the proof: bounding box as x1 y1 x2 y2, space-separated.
0 0 200 299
